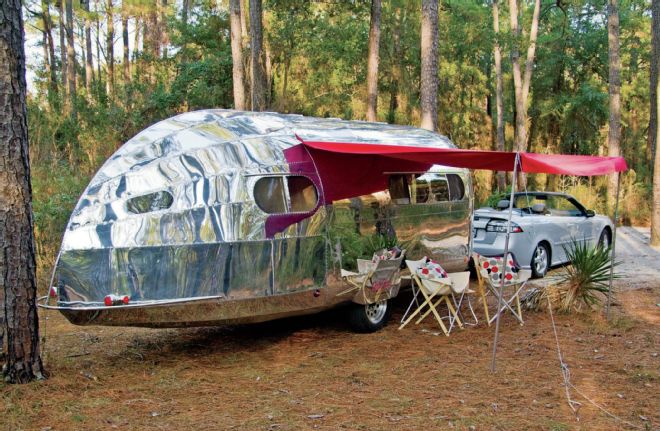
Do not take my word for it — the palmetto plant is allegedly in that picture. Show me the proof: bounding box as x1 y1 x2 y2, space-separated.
558 239 620 312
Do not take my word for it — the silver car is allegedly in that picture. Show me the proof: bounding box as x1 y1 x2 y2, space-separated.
472 192 613 278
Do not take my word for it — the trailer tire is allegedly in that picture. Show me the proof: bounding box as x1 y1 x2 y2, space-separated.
347 300 390 333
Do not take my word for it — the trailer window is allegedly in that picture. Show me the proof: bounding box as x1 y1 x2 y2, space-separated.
447 174 465 201
287 176 318 212
254 177 287 214
254 175 319 214
430 177 450 202
126 191 173 214
412 175 430 203
388 175 411 204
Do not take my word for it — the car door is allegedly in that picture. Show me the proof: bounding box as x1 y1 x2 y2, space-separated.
544 195 587 263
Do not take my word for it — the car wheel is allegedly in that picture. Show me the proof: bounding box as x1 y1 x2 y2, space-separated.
598 229 612 249
347 299 390 333
531 243 550 278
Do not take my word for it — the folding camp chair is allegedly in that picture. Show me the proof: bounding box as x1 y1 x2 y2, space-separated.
474 253 531 325
339 255 404 304
398 258 464 336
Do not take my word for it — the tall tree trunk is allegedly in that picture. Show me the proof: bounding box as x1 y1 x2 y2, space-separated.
522 0 541 108
83 0 93 96
509 0 523 152
249 0 267 111
65 0 76 118
41 0 58 97
229 0 246 110
387 6 402 124
420 0 439 131
0 0 47 384
650 0 659 176
121 14 131 85
607 0 622 207
366 0 381 122
106 0 114 99
493 0 505 191
122 12 129 82
159 0 168 59
182 0 190 25
58 0 67 97
651 0 660 246
95 0 101 79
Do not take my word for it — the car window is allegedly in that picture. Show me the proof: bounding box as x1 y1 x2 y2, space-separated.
546 196 583 216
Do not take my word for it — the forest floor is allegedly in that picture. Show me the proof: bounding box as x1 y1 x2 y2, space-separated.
2 230 659 430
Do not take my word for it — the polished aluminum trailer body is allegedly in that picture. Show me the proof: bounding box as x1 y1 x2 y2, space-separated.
45 110 472 327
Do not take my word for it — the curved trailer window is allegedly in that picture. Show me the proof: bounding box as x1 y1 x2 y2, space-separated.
126 191 174 214
254 176 319 214
388 173 465 204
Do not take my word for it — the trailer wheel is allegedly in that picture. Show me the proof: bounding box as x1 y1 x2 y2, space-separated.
347 300 390 333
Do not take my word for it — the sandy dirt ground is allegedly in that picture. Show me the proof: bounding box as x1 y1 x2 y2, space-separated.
1 230 658 431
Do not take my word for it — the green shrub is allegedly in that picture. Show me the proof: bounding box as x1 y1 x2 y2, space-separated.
557 239 620 312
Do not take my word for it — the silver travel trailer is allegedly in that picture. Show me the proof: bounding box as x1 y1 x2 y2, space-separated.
43 110 473 331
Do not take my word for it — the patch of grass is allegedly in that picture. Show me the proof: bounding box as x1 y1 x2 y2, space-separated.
630 370 658 384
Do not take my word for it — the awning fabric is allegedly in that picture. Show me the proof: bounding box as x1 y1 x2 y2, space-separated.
267 139 627 237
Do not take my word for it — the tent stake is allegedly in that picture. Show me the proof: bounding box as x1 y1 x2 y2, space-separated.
491 153 520 372
605 172 621 321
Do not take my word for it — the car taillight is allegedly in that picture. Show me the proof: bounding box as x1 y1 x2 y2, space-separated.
485 220 523 233
104 294 130 306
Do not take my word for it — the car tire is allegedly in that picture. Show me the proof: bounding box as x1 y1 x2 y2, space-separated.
598 229 612 249
347 300 390 333
531 242 550 278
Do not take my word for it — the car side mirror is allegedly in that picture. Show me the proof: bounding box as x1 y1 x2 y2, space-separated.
585 209 595 217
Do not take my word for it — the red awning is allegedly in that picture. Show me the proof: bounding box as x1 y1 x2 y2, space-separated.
288 139 627 203
269 139 627 237
300 140 628 176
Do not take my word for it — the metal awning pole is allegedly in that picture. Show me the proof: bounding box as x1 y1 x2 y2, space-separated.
491 153 520 372
605 172 621 321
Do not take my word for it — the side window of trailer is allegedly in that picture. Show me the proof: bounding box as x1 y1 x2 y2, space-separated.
447 174 465 201
254 176 319 214
126 190 174 214
388 173 462 205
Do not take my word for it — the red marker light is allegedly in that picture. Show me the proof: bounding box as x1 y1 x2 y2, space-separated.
104 294 130 306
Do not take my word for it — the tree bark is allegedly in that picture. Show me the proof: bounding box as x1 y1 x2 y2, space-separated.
522 0 541 109
41 0 58 97
182 0 190 25
65 0 76 118
159 0 168 59
493 0 505 191
229 0 246 110
0 0 47 384
366 0 381 122
58 0 67 97
420 0 439 131
249 0 267 111
122 5 130 82
387 6 402 124
95 0 101 78
651 0 660 246
509 0 523 153
607 0 622 207
82 0 94 96
106 0 114 99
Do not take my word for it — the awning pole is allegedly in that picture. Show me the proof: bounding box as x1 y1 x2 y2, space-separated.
605 172 621 321
491 153 520 372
